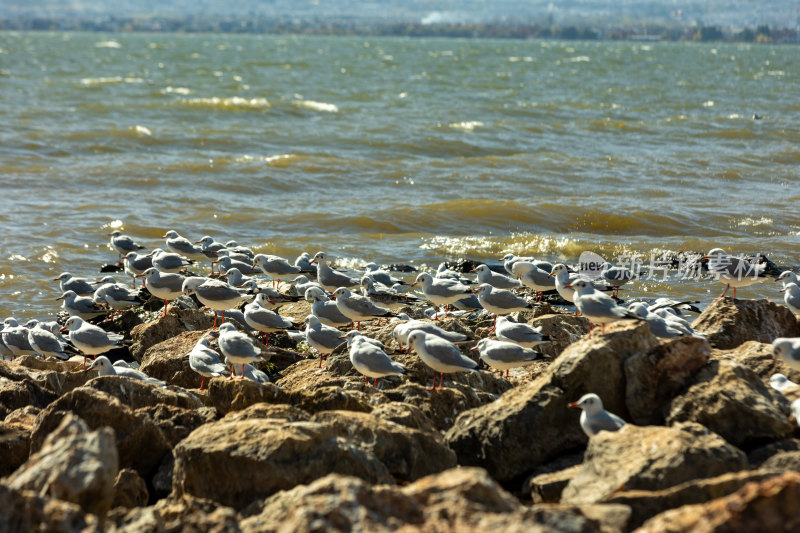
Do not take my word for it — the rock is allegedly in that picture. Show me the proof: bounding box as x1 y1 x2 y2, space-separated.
445 321 658 483
561 423 748 505
0 376 59 419
172 418 392 509
112 468 150 509
152 453 175 500
0 420 31 477
692 297 800 350
154 494 241 532
370 401 438 433
129 308 214 361
4 404 41 426
135 404 218 447
6 413 118 516
139 330 209 389
624 336 710 425
30 386 171 479
309 410 457 482
86 374 204 410
285 386 374 415
716 340 800 382
206 377 284 415
529 464 583 503
747 438 800 465
606 470 785 529
222 403 309 423
0 484 100 532
666 360 794 449
241 468 604 533
760 450 800 472
529 313 591 359
635 471 800 533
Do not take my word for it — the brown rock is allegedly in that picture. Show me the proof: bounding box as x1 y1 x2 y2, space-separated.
634 471 800 533
0 376 59 419
607 470 784 529
370 401 438 433
561 423 748 505
715 340 800 382
222 403 309 422
172 418 392 509
529 313 591 359
4 404 41 426
129 308 214 361
624 336 710 425
692 297 800 350
666 360 794 448
86 374 203 410
285 385 374 415
309 410 457 482
206 377 284 414
30 386 170 479
154 494 241 532
112 468 150 509
529 464 583 503
445 321 658 483
0 484 100 532
760 450 800 473
6 413 118 516
136 404 218 447
0 421 31 477
139 330 208 389
241 468 604 533
747 438 800 465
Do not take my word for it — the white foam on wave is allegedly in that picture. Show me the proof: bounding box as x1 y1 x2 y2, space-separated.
295 100 339 113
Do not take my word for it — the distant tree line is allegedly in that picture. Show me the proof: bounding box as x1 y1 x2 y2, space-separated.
0 16 796 43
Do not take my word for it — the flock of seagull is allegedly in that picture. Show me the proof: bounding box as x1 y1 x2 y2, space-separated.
3 229 800 433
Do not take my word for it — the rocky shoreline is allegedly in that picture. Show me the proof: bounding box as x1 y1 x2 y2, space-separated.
2 289 800 532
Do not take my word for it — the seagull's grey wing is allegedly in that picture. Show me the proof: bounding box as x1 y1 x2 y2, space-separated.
586 411 626 434
425 336 477 369
313 300 352 326
29 328 64 353
345 295 390 316
485 342 538 364
220 333 261 358
308 327 345 351
75 327 120 348
488 290 531 310
417 323 468 342
499 322 545 343
352 344 404 375
246 307 293 329
580 293 629 319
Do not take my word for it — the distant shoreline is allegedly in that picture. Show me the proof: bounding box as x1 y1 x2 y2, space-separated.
1 19 798 44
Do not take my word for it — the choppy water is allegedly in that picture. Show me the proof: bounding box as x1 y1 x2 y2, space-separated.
1 32 799 318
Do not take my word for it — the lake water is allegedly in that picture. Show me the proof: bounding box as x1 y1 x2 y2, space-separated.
1 32 798 318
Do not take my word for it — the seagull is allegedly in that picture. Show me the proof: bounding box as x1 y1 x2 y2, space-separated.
223 241 255 259
567 279 640 333
472 338 541 378
243 294 297 346
195 235 227 274
137 267 185 317
217 322 264 378
57 290 107 320
391 320 469 352
473 283 534 327
108 230 145 264
0 325 15 360
2 317 36 358
341 330 386 350
434 262 470 283
150 248 194 273
770 373 800 393
472 264 522 290
511 261 556 301
290 275 325 297
92 277 144 319
779 281 800 315
86 355 164 385
569 393 626 437
305 286 352 328
411 272 472 320
294 252 316 273
406 330 478 391
123 251 153 288
773 338 800 372
332 287 395 330
252 253 301 287
28 321 78 360
501 254 552 276
494 315 551 348
188 335 227 390
304 314 345 367
647 298 702 315
703 248 768 299
363 263 406 286
229 362 271 384
54 272 95 296
310 252 360 292
547 263 580 305
600 262 636 297
62 315 123 367
163 230 204 258
217 254 261 276
182 277 254 326
237 280 297 308
348 334 405 388
627 302 684 339
777 271 800 286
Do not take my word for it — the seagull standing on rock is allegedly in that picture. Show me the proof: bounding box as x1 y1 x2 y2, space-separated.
243 294 297 346
332 287 396 330
310 252 361 292
86 356 164 385
474 283 534 328
62 315 123 368
407 330 478 391
472 264 521 290
54 272 95 296
304 314 345 368
108 230 145 264
494 315 551 348
772 338 800 372
567 279 641 334
569 393 626 437
472 338 541 378
411 272 472 320
188 335 228 390
348 334 405 388
217 322 264 379
138 267 185 317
